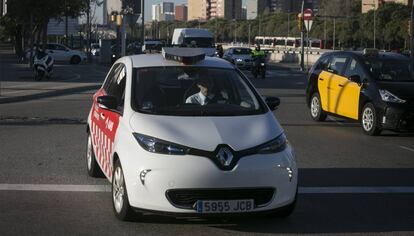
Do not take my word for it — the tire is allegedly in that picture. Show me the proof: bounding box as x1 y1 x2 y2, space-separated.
34 70 43 81
112 159 136 221
310 93 327 121
267 192 297 218
261 69 266 79
86 133 104 177
361 103 382 136
70 55 81 65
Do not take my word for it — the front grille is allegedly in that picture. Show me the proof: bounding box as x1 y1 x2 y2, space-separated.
166 188 275 209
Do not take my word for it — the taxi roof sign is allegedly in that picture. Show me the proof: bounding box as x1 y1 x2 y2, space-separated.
363 48 379 57
162 47 206 64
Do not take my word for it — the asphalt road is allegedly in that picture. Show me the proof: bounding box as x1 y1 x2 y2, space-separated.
0 61 414 236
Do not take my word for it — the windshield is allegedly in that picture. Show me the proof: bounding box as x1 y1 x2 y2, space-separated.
183 37 214 48
365 58 414 82
233 48 252 55
133 67 265 116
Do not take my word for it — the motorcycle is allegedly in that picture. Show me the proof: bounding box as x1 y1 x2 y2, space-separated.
33 52 54 81
252 57 266 79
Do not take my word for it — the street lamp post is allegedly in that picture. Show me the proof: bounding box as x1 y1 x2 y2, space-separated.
411 1 414 69
363 0 377 48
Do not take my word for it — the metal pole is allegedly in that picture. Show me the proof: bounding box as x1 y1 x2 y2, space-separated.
373 0 376 49
141 0 145 47
258 14 261 37
248 23 251 46
287 12 290 38
333 18 336 50
324 16 327 49
121 15 126 56
300 1 305 71
411 1 414 70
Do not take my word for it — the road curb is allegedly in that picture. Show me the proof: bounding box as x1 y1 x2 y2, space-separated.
0 85 100 104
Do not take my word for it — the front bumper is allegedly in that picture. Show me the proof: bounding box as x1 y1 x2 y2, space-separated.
117 144 297 214
380 105 414 131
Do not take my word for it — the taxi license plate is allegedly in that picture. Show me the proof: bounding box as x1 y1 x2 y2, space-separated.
196 200 254 213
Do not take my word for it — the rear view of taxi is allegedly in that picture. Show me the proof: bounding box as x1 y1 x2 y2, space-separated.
86 48 297 221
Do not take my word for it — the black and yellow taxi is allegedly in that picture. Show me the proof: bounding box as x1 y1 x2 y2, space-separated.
306 49 414 135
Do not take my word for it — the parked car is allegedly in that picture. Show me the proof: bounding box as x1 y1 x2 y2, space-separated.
26 43 87 64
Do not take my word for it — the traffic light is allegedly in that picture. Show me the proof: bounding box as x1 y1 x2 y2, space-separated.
298 13 303 31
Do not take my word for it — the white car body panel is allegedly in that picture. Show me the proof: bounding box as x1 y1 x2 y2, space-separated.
87 53 297 214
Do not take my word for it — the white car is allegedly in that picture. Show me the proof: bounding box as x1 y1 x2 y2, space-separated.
86 48 298 221
26 43 87 64
223 47 253 69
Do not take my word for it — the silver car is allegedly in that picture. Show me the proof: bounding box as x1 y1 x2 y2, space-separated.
223 47 253 69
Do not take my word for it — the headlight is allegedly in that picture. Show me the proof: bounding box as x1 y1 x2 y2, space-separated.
236 58 243 62
257 134 287 154
133 133 188 155
260 63 265 66
379 90 406 103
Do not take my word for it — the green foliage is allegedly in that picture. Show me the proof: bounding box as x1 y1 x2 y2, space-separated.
152 1 410 50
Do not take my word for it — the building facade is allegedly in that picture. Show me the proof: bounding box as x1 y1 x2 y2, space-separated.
161 2 175 13
362 0 412 13
188 0 242 21
152 4 161 21
246 0 271 19
152 2 175 22
175 5 188 21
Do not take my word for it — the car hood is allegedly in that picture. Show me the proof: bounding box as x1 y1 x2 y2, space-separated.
377 81 414 100
129 112 283 151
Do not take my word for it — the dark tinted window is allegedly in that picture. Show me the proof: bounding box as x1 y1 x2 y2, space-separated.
106 65 126 109
365 58 414 82
344 58 367 79
233 48 252 55
327 56 349 75
183 37 214 48
315 56 331 71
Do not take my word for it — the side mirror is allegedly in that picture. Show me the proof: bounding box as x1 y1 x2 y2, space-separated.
97 95 118 110
349 75 362 85
265 96 281 111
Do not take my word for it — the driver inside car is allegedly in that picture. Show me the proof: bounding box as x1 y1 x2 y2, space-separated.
185 78 217 106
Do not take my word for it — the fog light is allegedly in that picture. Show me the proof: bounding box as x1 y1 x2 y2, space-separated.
140 169 151 185
286 167 293 182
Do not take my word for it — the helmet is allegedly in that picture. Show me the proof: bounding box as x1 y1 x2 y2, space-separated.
255 44 261 51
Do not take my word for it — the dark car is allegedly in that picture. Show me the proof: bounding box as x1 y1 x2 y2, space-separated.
306 49 414 135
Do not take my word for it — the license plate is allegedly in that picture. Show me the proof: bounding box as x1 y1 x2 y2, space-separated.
196 199 254 213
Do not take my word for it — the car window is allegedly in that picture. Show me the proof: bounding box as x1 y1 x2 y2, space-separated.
344 58 367 79
365 58 414 82
133 67 265 116
103 64 121 92
327 56 349 75
315 55 331 71
54 44 67 51
46 44 56 50
106 64 126 111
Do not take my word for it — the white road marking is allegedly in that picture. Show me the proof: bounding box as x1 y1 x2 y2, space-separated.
0 184 111 192
400 146 414 153
299 186 414 194
1 184 414 194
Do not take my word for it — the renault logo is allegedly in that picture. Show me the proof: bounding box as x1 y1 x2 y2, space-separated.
216 147 233 167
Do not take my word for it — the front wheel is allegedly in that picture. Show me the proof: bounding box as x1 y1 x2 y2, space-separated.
361 103 382 136
112 160 136 221
86 133 104 177
70 55 81 65
310 93 327 121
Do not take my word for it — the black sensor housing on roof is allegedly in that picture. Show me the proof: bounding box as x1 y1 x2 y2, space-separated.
162 47 206 64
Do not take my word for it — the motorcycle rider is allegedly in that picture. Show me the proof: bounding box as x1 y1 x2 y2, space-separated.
216 44 224 58
251 43 266 78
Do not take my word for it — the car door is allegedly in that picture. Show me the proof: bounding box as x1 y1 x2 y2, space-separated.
90 63 124 178
53 44 70 62
336 58 365 120
318 55 350 114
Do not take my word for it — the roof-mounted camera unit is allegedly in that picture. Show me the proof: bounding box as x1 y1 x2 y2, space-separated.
162 47 206 65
